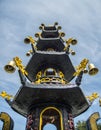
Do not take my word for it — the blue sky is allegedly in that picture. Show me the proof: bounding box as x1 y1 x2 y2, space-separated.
0 0 101 129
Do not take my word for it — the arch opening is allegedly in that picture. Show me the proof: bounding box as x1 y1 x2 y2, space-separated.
40 107 63 130
43 123 57 130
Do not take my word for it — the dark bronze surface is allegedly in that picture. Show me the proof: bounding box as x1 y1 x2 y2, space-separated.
25 52 75 82
11 83 89 117
36 37 65 51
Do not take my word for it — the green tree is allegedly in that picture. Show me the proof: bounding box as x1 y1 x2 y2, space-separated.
75 121 87 130
97 123 101 130
75 120 101 130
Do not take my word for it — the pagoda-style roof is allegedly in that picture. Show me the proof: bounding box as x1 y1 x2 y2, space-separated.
25 51 75 82
41 30 59 38
43 25 57 31
10 83 89 117
4 23 94 125
36 37 65 51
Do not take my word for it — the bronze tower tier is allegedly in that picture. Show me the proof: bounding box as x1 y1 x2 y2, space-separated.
4 22 99 130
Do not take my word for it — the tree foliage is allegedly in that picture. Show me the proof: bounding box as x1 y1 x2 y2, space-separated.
97 123 101 130
75 120 101 130
75 121 86 130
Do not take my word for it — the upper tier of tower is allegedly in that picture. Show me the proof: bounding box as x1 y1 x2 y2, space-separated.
23 23 78 83
24 22 77 53
35 22 65 52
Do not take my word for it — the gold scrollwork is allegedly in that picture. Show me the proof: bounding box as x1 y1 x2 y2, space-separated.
64 38 73 51
28 36 35 44
13 57 28 75
64 38 77 51
73 58 89 76
59 71 64 78
0 91 13 100
36 71 42 79
35 77 67 84
86 93 99 103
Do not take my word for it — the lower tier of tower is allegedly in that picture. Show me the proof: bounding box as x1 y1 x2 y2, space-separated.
6 82 89 117
26 105 75 130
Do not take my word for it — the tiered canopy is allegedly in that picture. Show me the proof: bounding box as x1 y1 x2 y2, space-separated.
6 23 89 118
25 24 75 83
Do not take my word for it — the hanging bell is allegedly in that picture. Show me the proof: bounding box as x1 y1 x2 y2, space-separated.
54 22 58 26
4 60 16 73
35 33 40 38
41 23 45 26
71 50 76 55
26 50 33 56
99 99 101 106
57 26 62 30
71 39 77 45
39 26 43 30
24 37 30 44
83 68 88 74
26 52 30 56
60 32 65 37
69 49 75 55
88 63 99 75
